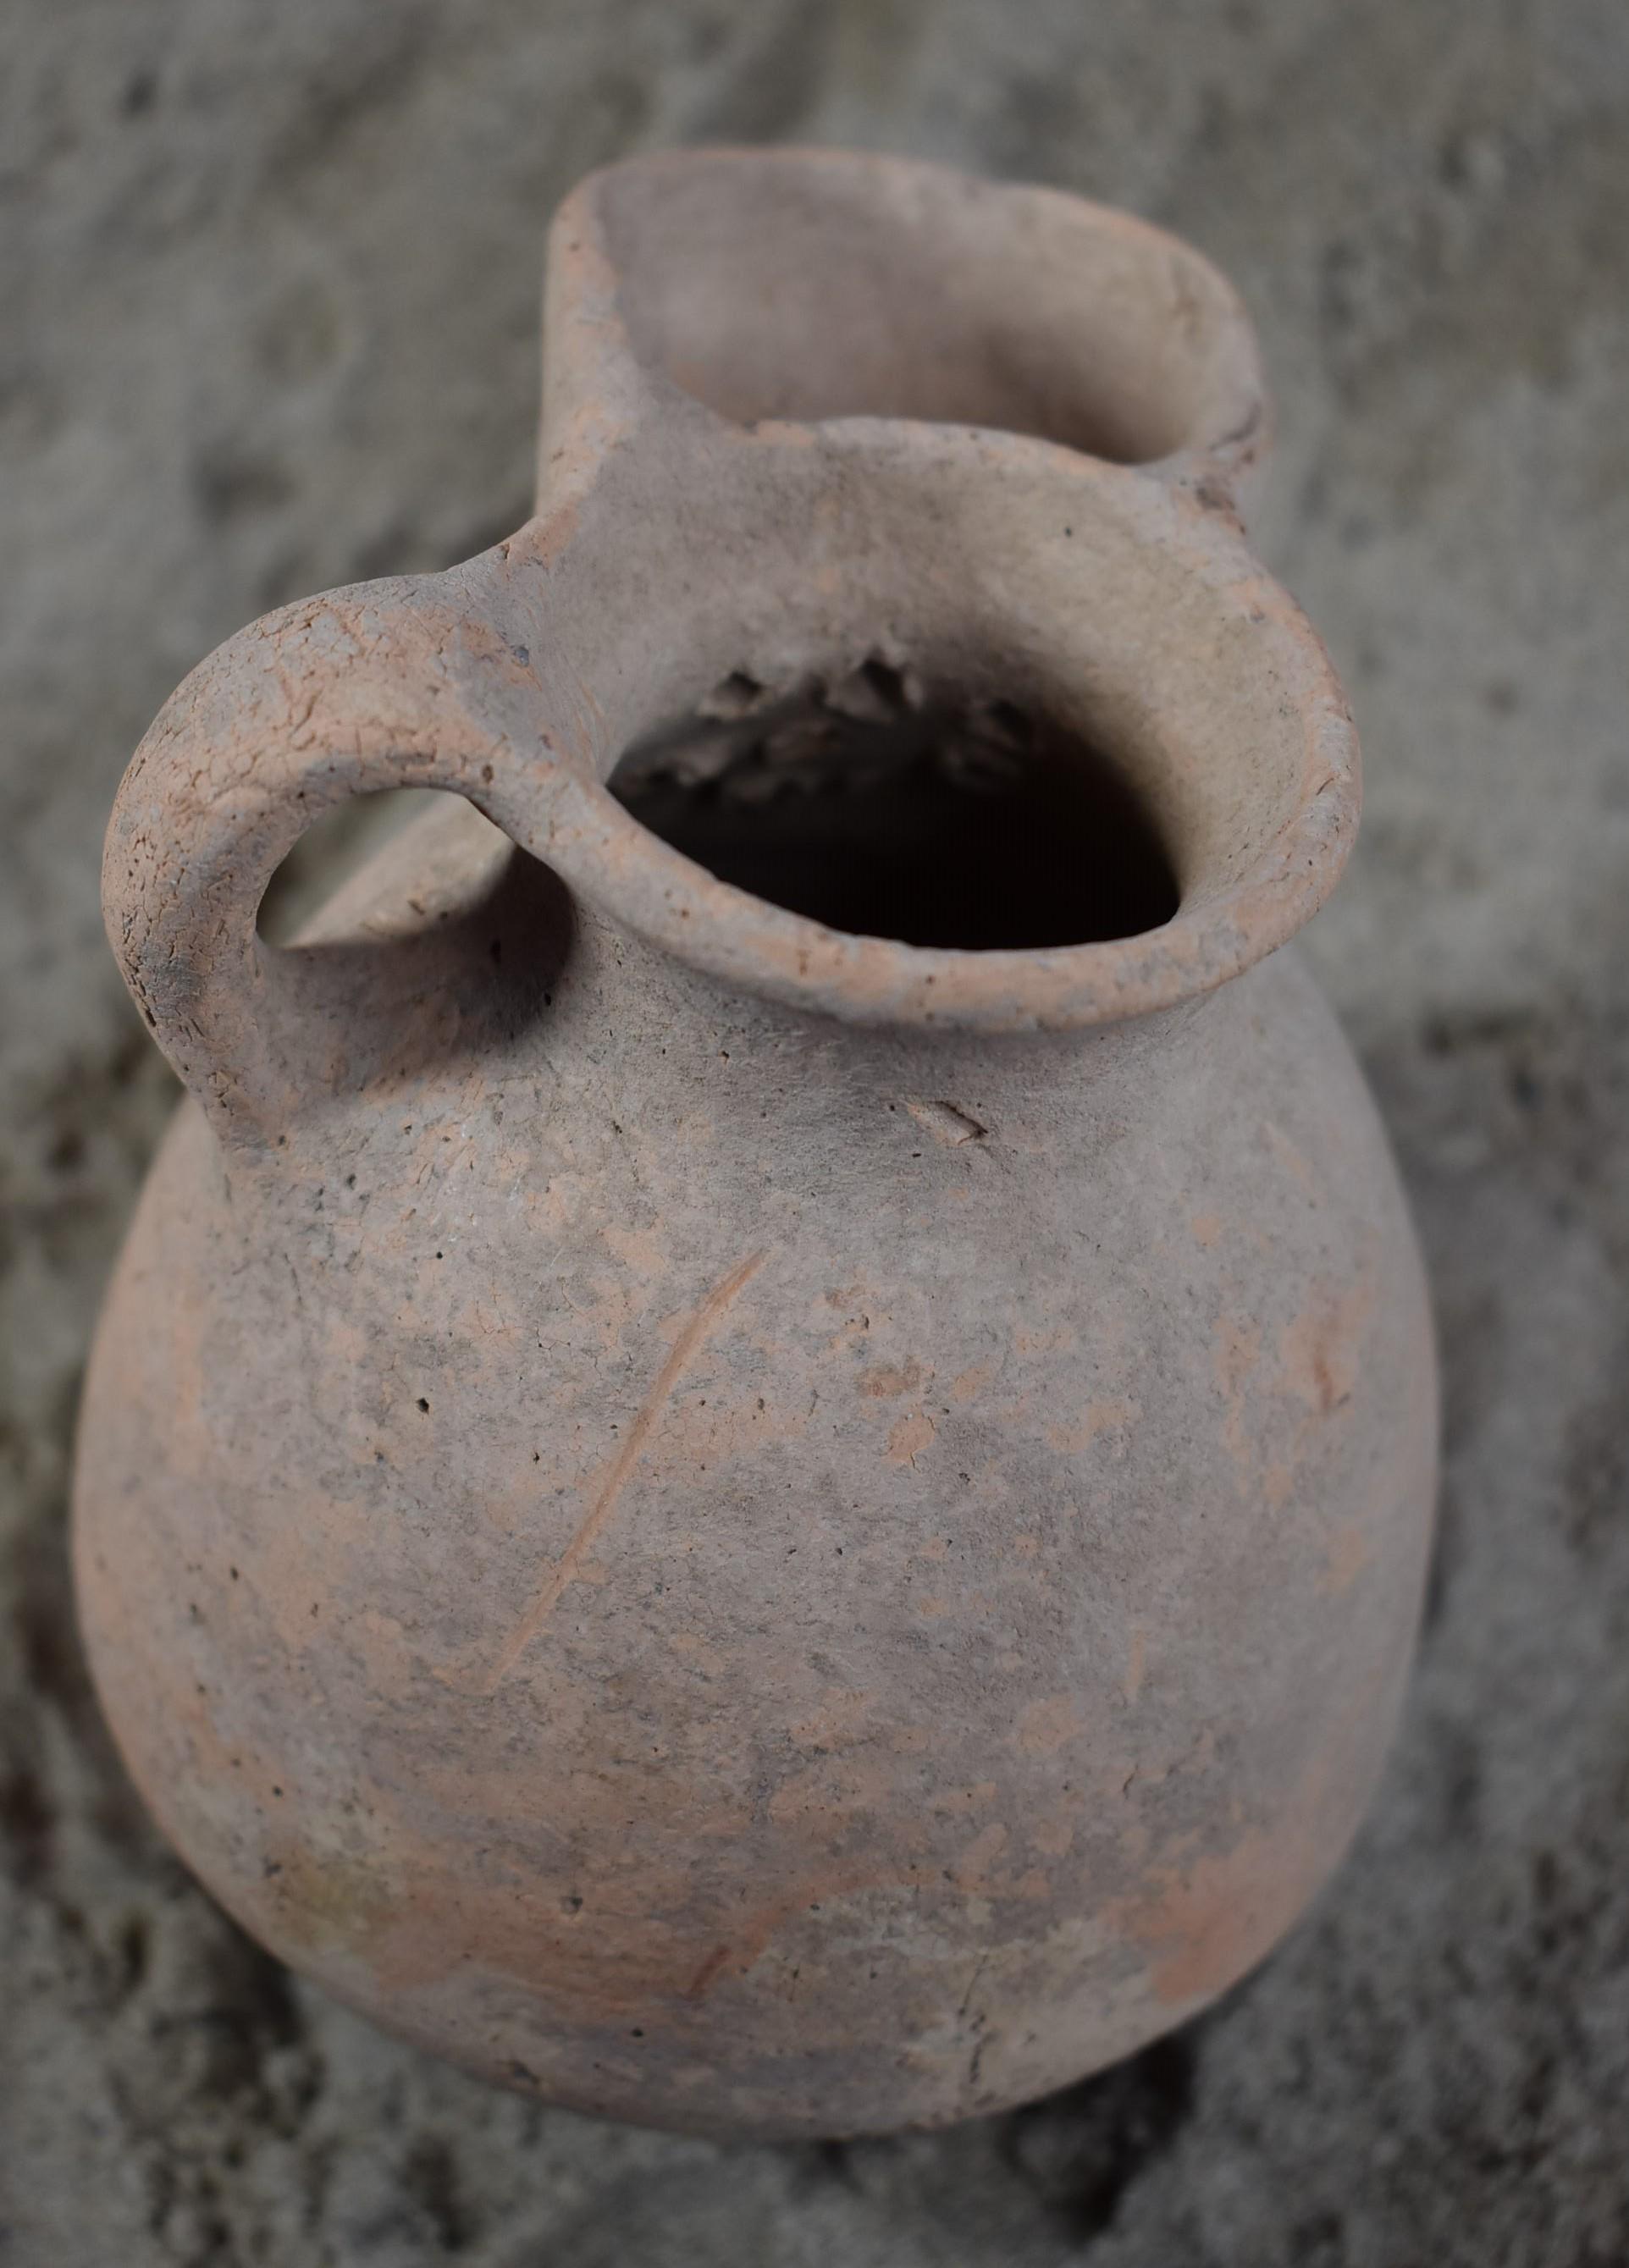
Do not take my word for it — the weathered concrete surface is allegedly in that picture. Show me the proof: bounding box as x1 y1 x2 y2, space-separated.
2 1 1626 2261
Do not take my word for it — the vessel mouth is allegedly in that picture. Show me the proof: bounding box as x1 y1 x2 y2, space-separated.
606 662 1181 954
516 439 1358 1035
506 150 1330 1031
531 584 1355 1037
512 137 1350 1038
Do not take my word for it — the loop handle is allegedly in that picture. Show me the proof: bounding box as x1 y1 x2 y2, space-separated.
102 558 545 1147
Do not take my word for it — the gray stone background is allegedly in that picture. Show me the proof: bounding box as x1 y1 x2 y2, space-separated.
3 2 1626 2261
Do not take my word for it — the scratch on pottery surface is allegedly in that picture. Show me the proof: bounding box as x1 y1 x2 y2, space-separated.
1123 1625 1148 1705
905 1098 986 1145
1262 1118 1318 1196
484 1247 767 1689
684 1940 737 2001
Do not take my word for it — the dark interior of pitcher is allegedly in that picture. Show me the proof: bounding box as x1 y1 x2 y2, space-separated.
606 659 1179 951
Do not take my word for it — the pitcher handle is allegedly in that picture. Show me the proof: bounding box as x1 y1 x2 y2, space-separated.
102 552 565 1150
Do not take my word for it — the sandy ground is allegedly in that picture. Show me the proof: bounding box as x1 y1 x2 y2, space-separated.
3 3 1627 2262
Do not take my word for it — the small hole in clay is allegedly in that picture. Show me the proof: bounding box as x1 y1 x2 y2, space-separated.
608 665 1179 950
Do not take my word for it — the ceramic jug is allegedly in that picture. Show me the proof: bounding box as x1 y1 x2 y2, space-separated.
75 149 1437 2138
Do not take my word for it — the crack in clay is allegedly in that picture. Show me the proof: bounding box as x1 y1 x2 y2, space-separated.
483 1246 768 1689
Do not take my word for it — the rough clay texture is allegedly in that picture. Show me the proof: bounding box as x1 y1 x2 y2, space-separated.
1 3 1625 2263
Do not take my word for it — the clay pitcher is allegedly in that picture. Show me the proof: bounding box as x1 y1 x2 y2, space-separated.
74 149 1437 2138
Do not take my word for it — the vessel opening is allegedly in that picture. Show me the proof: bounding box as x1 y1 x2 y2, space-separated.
607 665 1180 951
